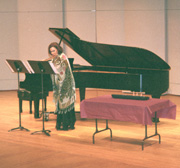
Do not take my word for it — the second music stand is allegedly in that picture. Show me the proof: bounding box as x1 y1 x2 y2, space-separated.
27 60 57 136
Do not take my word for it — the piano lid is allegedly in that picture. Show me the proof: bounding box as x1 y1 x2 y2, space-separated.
49 28 170 70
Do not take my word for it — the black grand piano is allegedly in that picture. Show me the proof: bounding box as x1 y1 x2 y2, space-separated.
49 28 170 100
20 28 170 117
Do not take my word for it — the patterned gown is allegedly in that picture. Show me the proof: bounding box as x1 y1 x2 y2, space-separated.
51 53 76 130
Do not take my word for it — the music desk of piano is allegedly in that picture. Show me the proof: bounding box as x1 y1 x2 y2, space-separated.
80 95 176 150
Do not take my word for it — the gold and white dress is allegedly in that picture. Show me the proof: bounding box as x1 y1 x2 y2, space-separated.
51 53 76 130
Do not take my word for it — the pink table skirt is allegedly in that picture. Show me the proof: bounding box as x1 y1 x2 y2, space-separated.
80 95 176 125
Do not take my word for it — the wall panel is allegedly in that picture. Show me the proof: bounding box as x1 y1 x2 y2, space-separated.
18 12 63 61
96 11 124 45
0 0 18 11
124 0 165 10
168 1 180 95
65 0 95 11
0 1 19 90
124 10 165 58
96 0 124 10
64 0 96 65
17 0 62 11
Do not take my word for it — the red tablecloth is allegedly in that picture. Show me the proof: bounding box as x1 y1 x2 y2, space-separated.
80 95 176 125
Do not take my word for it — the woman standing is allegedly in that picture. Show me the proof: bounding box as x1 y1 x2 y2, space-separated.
46 42 76 130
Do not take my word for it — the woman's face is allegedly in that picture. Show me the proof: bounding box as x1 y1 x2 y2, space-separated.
50 47 58 57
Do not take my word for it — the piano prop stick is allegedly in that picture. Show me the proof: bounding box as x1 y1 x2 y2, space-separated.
6 59 30 132
27 60 58 136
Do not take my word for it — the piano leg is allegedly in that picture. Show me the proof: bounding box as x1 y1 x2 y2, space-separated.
30 100 32 114
79 87 85 101
152 94 160 122
19 98 32 114
34 98 40 118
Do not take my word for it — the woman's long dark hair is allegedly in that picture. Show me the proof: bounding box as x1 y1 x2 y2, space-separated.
48 42 63 55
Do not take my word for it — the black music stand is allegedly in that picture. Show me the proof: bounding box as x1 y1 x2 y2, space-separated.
27 60 57 136
6 59 30 132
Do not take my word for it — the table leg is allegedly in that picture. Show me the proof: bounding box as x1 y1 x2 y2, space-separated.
93 119 112 144
142 112 161 150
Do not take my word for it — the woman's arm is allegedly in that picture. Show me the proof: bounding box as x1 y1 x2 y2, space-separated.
42 57 52 61
43 55 58 61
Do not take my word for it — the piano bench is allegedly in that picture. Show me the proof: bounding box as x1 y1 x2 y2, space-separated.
18 89 48 118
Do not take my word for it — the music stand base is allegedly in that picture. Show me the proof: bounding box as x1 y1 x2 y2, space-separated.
8 126 30 132
31 130 51 136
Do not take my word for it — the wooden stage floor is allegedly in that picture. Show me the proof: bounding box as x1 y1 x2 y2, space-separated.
0 90 180 168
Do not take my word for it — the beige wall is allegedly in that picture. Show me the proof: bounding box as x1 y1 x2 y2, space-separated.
0 0 19 90
1 0 180 96
0 0 63 90
168 0 180 95
17 0 63 61
64 0 96 65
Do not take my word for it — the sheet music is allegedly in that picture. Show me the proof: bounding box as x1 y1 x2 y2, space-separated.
27 60 58 74
5 60 15 72
49 62 59 74
5 59 31 73
22 61 32 73
6 59 58 74
26 61 35 73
